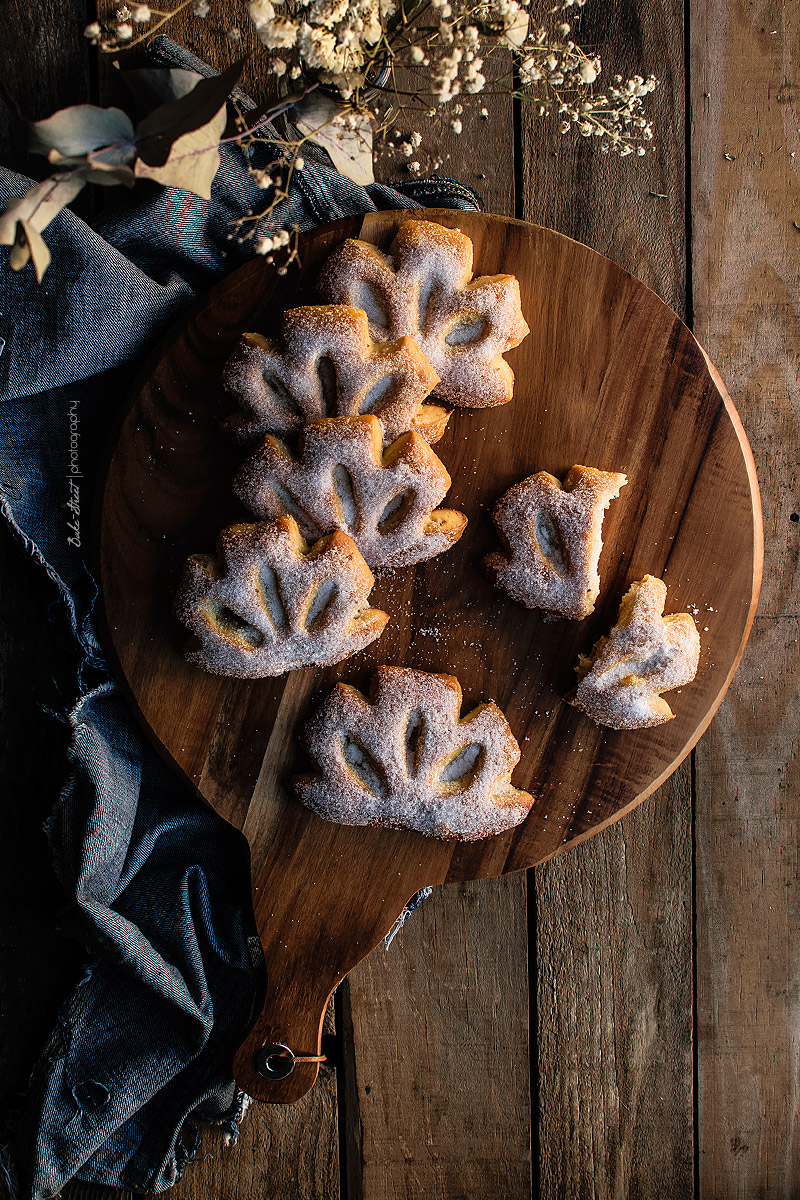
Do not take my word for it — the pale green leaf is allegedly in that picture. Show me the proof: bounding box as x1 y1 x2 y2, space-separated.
29 105 135 159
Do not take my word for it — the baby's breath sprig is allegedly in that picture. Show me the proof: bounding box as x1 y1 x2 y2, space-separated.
84 0 658 266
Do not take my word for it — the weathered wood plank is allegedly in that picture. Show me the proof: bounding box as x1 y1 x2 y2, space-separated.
341 100 531 1200
342 876 531 1200
0 0 92 161
518 0 695 1193
690 0 799 1194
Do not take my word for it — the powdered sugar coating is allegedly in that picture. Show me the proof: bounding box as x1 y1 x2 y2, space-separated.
233 415 467 569
317 220 530 409
484 465 627 620
570 575 701 730
174 516 388 677
293 666 534 840
221 304 449 445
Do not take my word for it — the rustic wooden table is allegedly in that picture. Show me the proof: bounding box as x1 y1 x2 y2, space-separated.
1 0 795 1196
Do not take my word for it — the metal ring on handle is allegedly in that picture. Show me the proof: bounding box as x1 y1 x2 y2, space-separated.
255 1042 296 1080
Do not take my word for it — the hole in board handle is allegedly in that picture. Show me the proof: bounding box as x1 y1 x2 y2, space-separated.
255 1043 296 1080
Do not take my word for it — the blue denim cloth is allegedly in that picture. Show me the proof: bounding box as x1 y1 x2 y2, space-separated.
0 37 480 1200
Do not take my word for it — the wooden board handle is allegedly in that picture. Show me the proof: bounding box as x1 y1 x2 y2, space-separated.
232 804 444 1102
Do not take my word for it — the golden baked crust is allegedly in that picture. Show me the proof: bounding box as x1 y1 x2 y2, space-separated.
174 516 388 677
317 219 530 409
569 575 701 730
484 464 627 620
233 414 467 569
221 303 448 445
293 666 534 840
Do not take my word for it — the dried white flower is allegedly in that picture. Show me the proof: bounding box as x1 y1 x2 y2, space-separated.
309 0 349 28
248 0 275 25
131 4 151 20
257 16 298 47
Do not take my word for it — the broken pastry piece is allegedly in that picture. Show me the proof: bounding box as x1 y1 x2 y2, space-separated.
174 516 388 677
484 465 627 620
233 414 467 570
317 219 530 409
570 575 701 730
293 666 534 840
221 304 449 445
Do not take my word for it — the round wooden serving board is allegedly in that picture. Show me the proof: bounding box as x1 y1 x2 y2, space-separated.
98 210 762 1102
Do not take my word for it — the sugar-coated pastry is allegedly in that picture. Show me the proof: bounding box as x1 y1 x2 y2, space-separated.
221 304 449 445
293 666 535 840
174 516 388 677
484 465 627 620
570 575 701 730
317 219 530 408
233 415 467 569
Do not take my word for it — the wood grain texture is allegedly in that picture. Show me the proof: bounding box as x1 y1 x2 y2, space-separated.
691 0 800 1194
0 0 93 192
342 879 532 1200
519 0 697 1193
97 208 759 1104
341 102 531 1200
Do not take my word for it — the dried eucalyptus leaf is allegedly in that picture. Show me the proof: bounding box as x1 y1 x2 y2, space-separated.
135 58 243 168
118 66 205 108
19 220 51 282
47 149 136 187
1 173 89 280
8 226 30 272
29 105 135 159
294 94 373 186
134 104 226 199
0 174 86 245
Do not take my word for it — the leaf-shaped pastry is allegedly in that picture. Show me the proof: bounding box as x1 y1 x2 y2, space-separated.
484 465 627 620
174 516 388 677
233 415 467 570
570 575 701 730
293 666 535 840
221 304 449 445
317 219 530 409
